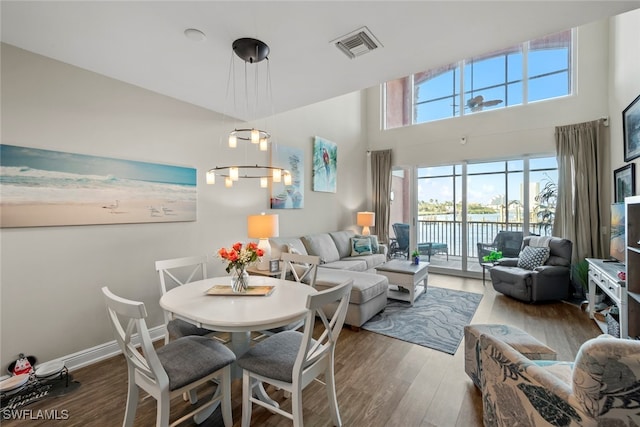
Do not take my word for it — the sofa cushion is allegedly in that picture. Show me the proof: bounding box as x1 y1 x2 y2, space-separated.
344 253 386 270
517 246 550 270
329 230 356 258
316 268 388 304
301 233 340 264
269 237 308 260
322 259 368 271
350 237 373 256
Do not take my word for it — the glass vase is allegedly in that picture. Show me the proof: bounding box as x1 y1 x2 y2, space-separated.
231 268 250 293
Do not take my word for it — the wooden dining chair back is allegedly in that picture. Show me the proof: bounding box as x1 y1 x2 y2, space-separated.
279 252 320 287
238 279 354 427
101 287 235 427
155 255 223 345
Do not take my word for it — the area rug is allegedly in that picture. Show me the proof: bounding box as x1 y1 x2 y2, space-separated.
362 286 483 355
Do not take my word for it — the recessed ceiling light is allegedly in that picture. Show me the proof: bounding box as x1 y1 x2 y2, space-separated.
184 28 206 42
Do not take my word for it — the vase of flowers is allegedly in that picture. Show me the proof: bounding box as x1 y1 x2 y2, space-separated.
218 242 263 293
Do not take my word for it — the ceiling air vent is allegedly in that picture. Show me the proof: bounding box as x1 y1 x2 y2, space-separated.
332 26 382 59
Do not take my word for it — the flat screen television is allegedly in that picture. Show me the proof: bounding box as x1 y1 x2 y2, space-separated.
610 202 626 265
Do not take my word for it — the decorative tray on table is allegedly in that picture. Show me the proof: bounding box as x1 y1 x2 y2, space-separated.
206 285 275 296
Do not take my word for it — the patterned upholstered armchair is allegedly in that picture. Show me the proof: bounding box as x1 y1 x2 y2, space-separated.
480 333 640 427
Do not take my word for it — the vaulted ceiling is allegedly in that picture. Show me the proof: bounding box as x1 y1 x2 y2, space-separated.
2 1 638 121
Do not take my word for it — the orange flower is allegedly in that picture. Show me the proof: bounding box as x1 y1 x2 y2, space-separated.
217 241 262 274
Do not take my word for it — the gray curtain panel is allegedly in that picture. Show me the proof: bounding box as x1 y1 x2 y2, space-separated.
370 150 392 244
553 119 608 262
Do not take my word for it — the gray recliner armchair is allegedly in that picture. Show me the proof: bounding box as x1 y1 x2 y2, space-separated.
489 236 572 303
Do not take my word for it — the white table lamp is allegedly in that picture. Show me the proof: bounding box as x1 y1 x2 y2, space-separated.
357 211 375 236
247 213 279 270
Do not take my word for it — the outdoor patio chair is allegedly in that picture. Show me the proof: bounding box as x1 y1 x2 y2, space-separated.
477 230 523 264
390 223 410 258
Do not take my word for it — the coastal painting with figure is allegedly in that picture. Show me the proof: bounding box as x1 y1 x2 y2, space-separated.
0 144 197 228
312 136 337 193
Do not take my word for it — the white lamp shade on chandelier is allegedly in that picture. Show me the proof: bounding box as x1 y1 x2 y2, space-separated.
357 211 375 236
247 213 279 270
207 37 280 189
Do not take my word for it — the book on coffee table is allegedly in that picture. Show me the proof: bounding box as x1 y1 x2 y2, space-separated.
206 285 275 296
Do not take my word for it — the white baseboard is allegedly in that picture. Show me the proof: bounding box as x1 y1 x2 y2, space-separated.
1 326 166 380
63 325 166 372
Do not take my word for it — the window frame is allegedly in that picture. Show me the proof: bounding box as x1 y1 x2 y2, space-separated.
383 29 574 129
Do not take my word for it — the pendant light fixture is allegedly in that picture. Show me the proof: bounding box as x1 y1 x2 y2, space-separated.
207 37 288 188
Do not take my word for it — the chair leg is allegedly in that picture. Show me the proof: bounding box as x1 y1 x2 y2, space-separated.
123 376 139 427
325 363 342 427
291 385 304 427
156 391 170 427
241 371 252 427
183 389 198 403
221 367 233 427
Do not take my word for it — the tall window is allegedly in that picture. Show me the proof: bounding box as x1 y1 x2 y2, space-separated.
385 30 573 129
407 157 557 274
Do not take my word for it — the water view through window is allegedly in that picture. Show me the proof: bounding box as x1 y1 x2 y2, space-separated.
390 157 557 275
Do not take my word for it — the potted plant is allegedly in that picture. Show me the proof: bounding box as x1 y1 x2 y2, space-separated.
574 259 607 310
482 250 503 263
411 249 420 265
572 259 590 300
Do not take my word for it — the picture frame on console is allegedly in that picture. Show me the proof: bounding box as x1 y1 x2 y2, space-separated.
614 163 635 203
623 93 640 162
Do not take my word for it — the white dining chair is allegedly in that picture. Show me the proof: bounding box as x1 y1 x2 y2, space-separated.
237 279 353 427
101 287 235 427
279 252 320 286
254 252 321 342
155 255 227 345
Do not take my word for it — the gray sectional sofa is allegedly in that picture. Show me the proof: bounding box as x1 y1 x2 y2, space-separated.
270 230 389 327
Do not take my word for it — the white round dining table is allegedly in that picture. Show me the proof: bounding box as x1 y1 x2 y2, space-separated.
159 275 316 411
159 275 315 374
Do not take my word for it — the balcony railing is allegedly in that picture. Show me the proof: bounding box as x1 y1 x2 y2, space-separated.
416 219 551 258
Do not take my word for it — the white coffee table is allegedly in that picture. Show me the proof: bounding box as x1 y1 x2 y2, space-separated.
376 259 429 306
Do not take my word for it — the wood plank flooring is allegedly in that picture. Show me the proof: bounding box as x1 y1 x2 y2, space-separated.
2 274 600 427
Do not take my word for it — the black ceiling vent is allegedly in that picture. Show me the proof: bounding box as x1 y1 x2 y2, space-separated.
332 26 382 59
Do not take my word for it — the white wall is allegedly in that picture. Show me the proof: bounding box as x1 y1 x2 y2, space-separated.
0 44 368 366
365 19 611 167
609 9 640 188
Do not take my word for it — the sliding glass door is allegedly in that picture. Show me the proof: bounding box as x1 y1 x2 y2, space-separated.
407 157 557 277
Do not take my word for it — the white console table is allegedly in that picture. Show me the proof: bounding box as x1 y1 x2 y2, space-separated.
586 258 627 338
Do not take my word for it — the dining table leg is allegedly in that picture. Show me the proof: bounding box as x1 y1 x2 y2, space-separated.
230 331 279 408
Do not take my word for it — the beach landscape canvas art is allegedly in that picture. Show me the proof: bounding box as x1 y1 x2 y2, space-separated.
270 144 304 209
0 144 197 228
312 136 337 193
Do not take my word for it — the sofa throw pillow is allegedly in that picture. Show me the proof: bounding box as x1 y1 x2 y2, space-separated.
350 237 373 256
355 234 379 254
517 246 550 270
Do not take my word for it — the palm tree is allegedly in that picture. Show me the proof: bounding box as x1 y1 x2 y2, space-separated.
535 179 557 235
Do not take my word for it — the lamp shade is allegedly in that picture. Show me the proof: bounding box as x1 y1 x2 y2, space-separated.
247 214 279 238
357 211 375 236
357 212 375 227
